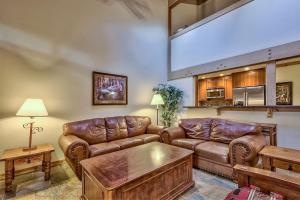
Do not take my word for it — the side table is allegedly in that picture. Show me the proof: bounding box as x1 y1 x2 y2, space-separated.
0 144 54 193
259 145 300 172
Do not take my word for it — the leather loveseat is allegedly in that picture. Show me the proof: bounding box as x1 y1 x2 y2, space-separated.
59 116 163 179
161 118 266 179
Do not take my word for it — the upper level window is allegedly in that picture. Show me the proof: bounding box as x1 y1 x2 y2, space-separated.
169 0 243 36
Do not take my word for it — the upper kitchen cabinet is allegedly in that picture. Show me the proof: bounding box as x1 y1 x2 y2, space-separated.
206 77 225 89
224 76 233 99
232 68 265 88
197 75 232 103
198 79 207 101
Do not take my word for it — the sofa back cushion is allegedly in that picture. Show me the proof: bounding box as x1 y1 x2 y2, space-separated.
63 118 107 145
210 119 261 144
105 116 128 141
179 118 212 140
125 116 151 137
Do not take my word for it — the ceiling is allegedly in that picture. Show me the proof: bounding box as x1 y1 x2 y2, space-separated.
197 63 266 79
197 56 300 79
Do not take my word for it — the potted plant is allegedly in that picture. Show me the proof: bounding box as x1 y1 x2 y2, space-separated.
153 84 183 127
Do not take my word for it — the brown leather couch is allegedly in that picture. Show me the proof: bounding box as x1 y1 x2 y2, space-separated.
59 116 163 179
161 118 266 179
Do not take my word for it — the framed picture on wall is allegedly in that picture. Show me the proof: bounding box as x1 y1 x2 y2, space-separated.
93 72 128 105
276 82 293 105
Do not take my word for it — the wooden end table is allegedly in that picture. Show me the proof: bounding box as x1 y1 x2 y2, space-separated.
0 144 54 193
259 146 300 172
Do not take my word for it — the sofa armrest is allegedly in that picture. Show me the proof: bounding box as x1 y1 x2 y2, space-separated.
59 135 89 179
161 127 185 144
229 134 266 167
147 124 164 135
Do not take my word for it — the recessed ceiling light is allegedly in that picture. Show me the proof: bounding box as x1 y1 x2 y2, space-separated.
220 74 224 77
244 67 250 71
201 76 206 79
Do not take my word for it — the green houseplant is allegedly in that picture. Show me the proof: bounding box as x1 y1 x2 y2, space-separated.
153 84 184 127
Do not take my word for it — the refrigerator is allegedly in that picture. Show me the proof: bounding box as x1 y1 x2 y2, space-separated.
233 86 265 106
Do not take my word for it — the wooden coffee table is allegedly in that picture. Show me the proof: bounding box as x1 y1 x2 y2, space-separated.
259 146 300 172
80 142 194 200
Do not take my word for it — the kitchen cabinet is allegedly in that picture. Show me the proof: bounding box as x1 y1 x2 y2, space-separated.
206 79 215 89
216 77 225 88
198 79 207 101
224 76 233 99
232 68 266 88
198 76 232 102
206 77 225 89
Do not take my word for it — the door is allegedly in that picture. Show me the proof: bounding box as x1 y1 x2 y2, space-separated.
233 88 246 106
247 86 265 106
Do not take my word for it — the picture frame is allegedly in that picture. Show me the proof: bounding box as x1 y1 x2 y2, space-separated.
276 82 293 105
93 71 128 105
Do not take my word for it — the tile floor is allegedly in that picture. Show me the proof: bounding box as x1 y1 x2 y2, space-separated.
0 162 236 200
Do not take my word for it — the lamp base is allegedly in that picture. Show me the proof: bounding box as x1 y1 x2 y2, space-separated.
22 146 37 151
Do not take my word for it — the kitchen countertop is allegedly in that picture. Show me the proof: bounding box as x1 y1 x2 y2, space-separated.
184 105 300 118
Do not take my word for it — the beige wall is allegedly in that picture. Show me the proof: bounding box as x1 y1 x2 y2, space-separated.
171 0 240 35
0 0 168 171
276 64 300 105
171 4 198 34
197 0 240 21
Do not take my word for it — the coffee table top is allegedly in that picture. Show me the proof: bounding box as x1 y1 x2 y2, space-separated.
259 146 300 164
80 142 193 190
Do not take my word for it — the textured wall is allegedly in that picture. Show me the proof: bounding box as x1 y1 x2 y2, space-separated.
171 4 198 34
0 0 168 171
277 64 300 105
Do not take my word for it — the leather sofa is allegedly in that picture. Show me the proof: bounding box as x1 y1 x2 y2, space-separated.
161 118 266 179
59 116 163 179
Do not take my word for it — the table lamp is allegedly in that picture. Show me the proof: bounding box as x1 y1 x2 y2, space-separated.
16 98 48 151
150 94 164 125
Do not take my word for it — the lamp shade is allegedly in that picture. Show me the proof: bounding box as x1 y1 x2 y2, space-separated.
16 98 48 117
150 94 164 105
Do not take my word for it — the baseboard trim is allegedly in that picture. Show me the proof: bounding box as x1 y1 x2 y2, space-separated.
0 159 65 181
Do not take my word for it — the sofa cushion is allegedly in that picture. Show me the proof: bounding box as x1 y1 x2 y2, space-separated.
133 134 160 143
172 138 206 150
110 138 143 149
63 118 107 145
89 143 120 157
179 118 212 140
195 141 229 164
210 119 261 144
125 116 151 137
105 116 129 141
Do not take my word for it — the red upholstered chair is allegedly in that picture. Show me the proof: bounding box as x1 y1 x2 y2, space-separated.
225 165 300 200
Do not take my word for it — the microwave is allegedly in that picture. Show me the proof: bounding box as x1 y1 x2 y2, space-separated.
206 88 225 99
